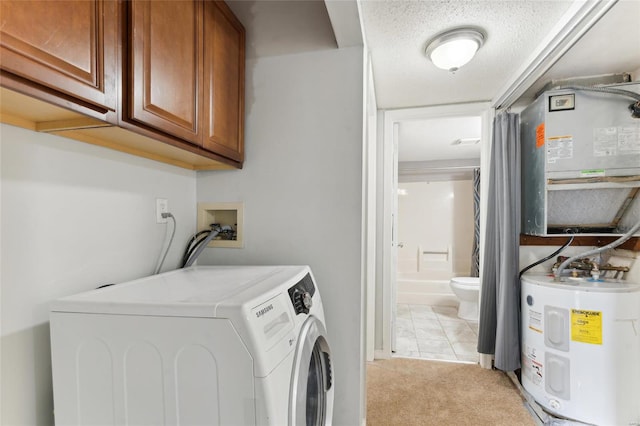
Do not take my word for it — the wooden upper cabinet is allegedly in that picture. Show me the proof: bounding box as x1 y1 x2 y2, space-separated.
127 0 244 163
203 1 245 163
0 0 244 169
0 0 118 113
128 0 203 144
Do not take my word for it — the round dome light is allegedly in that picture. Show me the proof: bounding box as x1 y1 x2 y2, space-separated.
425 28 485 72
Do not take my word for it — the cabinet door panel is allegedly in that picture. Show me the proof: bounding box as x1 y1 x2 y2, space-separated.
0 0 117 111
203 1 244 162
129 0 202 144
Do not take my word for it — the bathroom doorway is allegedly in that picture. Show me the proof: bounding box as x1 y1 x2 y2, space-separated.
395 177 479 362
377 102 492 361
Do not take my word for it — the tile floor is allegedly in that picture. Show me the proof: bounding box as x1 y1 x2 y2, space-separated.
394 304 479 363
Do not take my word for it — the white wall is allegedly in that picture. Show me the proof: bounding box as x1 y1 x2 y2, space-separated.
373 110 386 353
363 50 378 365
0 124 197 425
397 180 474 279
196 46 364 426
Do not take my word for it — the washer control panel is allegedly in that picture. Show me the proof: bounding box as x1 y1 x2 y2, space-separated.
288 273 316 315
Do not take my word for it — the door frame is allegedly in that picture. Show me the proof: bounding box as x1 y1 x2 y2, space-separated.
376 102 492 359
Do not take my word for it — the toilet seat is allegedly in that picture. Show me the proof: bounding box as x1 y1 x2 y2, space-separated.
450 277 480 289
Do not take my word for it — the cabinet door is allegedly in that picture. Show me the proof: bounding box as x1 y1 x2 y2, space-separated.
128 0 203 144
0 0 118 112
203 1 245 162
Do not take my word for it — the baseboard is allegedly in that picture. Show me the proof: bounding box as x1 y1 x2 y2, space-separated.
479 353 493 369
374 349 391 360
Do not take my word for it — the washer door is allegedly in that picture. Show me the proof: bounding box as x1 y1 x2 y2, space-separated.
289 316 334 426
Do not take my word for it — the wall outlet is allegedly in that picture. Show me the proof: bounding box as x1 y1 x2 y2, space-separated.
156 198 169 223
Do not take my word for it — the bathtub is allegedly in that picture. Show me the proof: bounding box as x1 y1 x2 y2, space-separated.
396 273 458 306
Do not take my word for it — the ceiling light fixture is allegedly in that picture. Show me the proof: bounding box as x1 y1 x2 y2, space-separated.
425 28 485 72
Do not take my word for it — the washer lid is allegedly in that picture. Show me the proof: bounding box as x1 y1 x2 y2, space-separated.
50 265 309 318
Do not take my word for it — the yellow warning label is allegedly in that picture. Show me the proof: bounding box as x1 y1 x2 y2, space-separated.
571 309 602 345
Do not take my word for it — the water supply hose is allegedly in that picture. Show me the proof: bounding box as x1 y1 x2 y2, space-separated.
519 234 574 278
554 219 640 281
183 228 220 268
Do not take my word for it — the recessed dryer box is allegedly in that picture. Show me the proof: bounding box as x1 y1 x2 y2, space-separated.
197 202 244 248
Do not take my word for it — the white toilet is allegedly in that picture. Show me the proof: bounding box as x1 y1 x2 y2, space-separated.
449 277 480 321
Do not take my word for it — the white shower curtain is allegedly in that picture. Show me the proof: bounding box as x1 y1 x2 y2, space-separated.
477 112 521 371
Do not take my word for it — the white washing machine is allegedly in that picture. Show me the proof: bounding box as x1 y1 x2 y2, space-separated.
50 265 333 426
521 273 640 425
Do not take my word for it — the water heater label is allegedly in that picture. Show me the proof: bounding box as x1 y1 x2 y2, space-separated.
571 309 602 345
528 309 543 333
523 345 543 386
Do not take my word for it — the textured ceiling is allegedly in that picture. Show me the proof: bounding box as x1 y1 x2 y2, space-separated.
359 0 575 109
516 0 640 106
398 116 481 162
226 0 640 165
361 0 640 164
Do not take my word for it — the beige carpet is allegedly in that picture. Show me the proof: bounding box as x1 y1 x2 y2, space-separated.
366 358 535 426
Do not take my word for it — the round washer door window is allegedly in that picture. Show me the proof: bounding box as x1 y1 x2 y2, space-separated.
289 316 333 426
